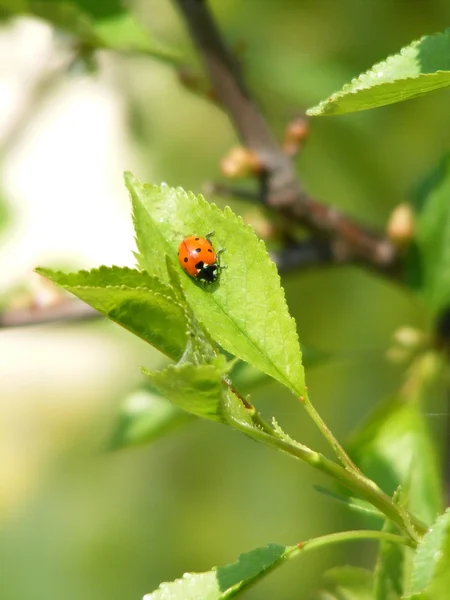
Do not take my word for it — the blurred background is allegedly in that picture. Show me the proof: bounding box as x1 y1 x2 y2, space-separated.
0 1 449 598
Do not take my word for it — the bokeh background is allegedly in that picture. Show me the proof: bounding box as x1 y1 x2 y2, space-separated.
1 1 449 598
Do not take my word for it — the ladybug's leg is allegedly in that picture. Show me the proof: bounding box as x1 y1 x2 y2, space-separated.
205 231 215 244
216 247 227 270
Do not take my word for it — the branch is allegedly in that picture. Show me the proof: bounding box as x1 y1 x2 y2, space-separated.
0 299 98 328
271 240 335 273
174 0 398 274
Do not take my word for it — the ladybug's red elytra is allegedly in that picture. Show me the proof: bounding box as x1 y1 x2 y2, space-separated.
178 233 223 283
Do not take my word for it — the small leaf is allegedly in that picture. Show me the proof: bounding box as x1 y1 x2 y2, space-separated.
404 508 450 599
143 543 289 600
126 174 305 397
0 0 180 62
320 566 374 600
144 361 230 423
307 29 450 116
347 395 443 526
374 510 406 600
108 386 194 450
37 266 188 361
408 153 450 315
313 485 383 519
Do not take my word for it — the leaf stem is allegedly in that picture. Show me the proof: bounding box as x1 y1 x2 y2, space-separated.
288 528 414 556
301 392 361 473
230 417 426 545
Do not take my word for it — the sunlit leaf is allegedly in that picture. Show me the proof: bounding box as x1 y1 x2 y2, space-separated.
36 266 188 361
143 544 289 600
143 358 254 429
347 395 442 526
144 361 229 423
407 153 450 315
0 0 180 63
404 508 450 599
126 174 305 398
307 29 450 116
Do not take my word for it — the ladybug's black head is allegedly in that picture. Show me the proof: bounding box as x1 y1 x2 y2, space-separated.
195 261 218 283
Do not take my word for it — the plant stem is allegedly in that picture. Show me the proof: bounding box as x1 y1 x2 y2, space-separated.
289 528 414 556
229 529 411 599
301 392 361 472
231 418 426 544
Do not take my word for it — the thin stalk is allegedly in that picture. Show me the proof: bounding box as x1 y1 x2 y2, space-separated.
289 529 414 555
301 392 361 473
225 529 412 598
232 417 426 544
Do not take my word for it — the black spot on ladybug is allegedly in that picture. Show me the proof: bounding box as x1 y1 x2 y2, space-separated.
183 257 188 263
207 248 212 253
195 248 201 253
195 261 204 269
195 237 199 240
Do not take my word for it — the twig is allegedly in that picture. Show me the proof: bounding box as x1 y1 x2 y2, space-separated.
173 0 398 274
271 240 335 272
0 300 98 328
203 181 260 203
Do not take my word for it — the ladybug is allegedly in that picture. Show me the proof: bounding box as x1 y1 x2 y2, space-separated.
178 232 223 283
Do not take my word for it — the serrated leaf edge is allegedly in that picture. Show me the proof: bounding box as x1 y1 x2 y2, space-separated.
308 71 450 116
307 28 450 116
127 174 304 395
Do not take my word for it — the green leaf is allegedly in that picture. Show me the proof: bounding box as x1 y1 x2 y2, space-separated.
143 543 289 600
405 508 450 599
126 174 305 397
374 508 406 600
144 362 226 422
144 359 251 425
36 266 188 361
409 153 450 314
0 0 180 63
320 567 374 600
108 385 194 450
165 258 218 366
313 485 383 519
110 341 327 449
307 29 450 116
347 396 442 526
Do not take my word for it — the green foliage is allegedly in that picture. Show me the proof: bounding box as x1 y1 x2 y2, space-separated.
126 174 306 398
373 509 407 600
307 30 450 116
23 7 450 594
313 485 384 519
36 266 188 361
143 360 232 423
38 177 306 436
108 386 193 450
405 509 450 599
347 395 442 526
408 153 450 315
37 171 450 598
320 567 374 600
110 347 326 450
0 0 180 62
143 544 289 600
